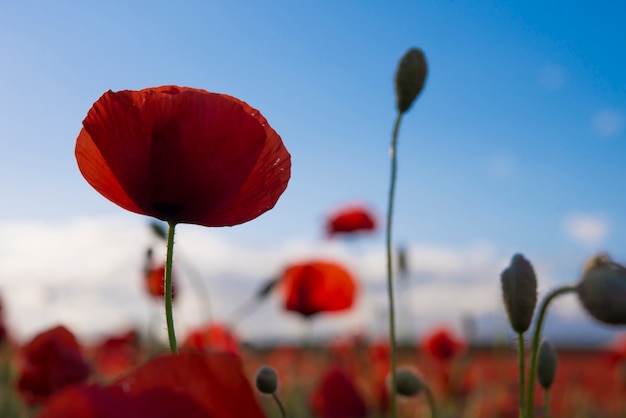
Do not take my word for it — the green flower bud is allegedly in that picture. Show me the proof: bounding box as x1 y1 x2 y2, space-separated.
500 254 537 333
537 340 558 389
394 48 428 114
577 254 626 325
395 368 423 397
255 365 278 394
150 220 168 240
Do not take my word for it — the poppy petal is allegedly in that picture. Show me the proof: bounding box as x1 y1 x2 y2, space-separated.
76 86 290 227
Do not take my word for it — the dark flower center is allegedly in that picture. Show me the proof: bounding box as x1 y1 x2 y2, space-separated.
152 202 184 219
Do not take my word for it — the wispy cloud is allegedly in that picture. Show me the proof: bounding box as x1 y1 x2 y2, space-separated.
0 217 613 346
538 64 566 92
485 152 516 179
591 108 624 138
562 213 609 245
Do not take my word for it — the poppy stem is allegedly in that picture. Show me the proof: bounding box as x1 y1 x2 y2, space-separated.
386 111 404 418
424 384 438 418
543 388 551 418
165 221 178 354
524 284 575 418
272 393 287 418
518 332 525 418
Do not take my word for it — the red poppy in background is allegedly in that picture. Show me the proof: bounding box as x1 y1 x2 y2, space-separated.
38 352 266 418
420 326 466 362
90 330 141 381
181 322 239 355
311 366 368 418
326 204 377 237
75 86 291 227
281 260 357 317
144 263 177 300
17 325 91 405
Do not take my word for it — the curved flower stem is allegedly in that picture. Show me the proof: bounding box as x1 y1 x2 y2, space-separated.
386 111 404 418
272 393 287 418
517 332 525 418
424 384 438 418
524 284 576 418
165 221 178 353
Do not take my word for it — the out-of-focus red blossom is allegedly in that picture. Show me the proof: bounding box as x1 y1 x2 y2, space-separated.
144 263 177 300
420 326 466 362
0 294 8 344
17 325 91 405
281 260 357 317
75 86 291 227
326 204 377 237
605 333 626 367
38 351 265 418
367 340 391 413
181 322 239 355
90 330 140 380
311 366 368 418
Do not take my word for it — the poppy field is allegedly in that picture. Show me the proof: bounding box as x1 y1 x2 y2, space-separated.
2 43 626 418
1 323 626 418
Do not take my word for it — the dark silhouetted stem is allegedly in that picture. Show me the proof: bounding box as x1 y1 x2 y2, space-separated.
386 111 403 418
524 284 576 418
424 384 438 418
544 388 551 418
518 332 525 418
272 393 287 418
165 221 178 353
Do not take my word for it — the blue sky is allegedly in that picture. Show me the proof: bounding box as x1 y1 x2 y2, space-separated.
0 2 625 344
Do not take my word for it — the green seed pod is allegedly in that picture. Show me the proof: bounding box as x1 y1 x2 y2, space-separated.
394 48 428 114
255 365 278 394
577 254 626 325
537 340 558 389
395 368 423 397
500 254 538 333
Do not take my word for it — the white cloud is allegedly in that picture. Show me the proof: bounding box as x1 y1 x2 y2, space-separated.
538 64 566 91
562 214 609 245
486 153 515 179
0 217 614 347
591 108 624 138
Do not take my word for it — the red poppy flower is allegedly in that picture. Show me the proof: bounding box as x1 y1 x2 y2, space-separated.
326 204 377 237
181 322 239 355
144 263 177 300
281 260 357 317
38 352 265 418
17 325 91 405
75 86 291 227
420 326 465 362
311 366 368 418
90 330 140 380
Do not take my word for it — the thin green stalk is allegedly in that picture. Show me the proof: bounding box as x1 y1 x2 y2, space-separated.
165 221 178 353
517 332 525 418
424 385 438 418
272 393 287 418
386 111 404 418
543 388 550 418
524 284 576 418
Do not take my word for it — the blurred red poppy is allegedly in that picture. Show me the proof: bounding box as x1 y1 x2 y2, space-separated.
181 322 239 355
76 86 291 227
420 326 465 362
326 204 376 237
17 325 91 405
90 330 141 380
311 366 368 418
38 352 265 418
144 263 177 300
281 260 357 317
